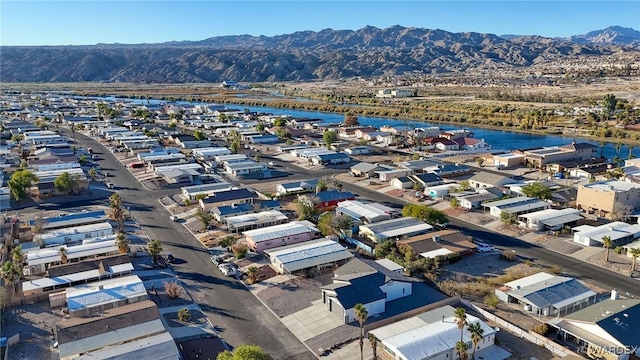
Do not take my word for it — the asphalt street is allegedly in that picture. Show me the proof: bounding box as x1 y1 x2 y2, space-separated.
59 129 315 360
338 181 640 297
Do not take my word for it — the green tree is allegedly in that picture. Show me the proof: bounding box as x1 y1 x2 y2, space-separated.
177 307 191 322
354 304 368 360
275 127 289 139
602 94 618 119
630 248 640 272
467 322 484 359
115 232 130 254
8 169 38 201
217 345 272 360
148 239 163 265
297 196 320 221
628 145 635 160
317 213 335 236
454 307 468 344
78 154 90 165
450 198 460 208
521 182 552 200
599 141 606 158
455 341 469 360
500 211 516 226
247 266 260 284
368 333 378 360
54 172 74 194
219 235 237 250
323 130 338 149
256 123 266 134
1 261 21 298
193 130 205 140
402 204 448 226
602 236 613 262
230 137 242 154
11 246 24 268
458 180 470 191
475 158 485 167
88 167 98 181
273 117 287 127
196 208 213 228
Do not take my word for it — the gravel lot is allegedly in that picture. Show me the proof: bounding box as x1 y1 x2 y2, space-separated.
305 323 360 355
3 301 60 360
257 276 328 318
540 237 584 255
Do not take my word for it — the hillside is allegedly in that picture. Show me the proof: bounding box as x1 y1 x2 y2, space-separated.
1 25 637 83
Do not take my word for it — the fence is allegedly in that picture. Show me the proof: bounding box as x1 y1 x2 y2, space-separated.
460 299 579 358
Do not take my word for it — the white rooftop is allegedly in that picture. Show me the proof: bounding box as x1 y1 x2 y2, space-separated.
375 258 403 272
519 208 581 221
336 200 391 222
27 239 118 266
243 221 319 243
265 238 353 272
22 263 134 292
573 221 640 243
504 272 556 290
583 180 640 192
38 222 113 242
66 275 146 311
226 210 288 228
370 305 496 360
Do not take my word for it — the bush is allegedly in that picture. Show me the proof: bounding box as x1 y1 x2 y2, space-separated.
484 294 500 309
501 251 516 261
163 281 184 299
532 323 549 335
615 246 626 255
177 307 191 322
232 244 248 259
549 265 563 275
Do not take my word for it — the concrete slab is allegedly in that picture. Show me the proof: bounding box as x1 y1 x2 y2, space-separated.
572 246 604 261
281 301 344 342
323 339 374 360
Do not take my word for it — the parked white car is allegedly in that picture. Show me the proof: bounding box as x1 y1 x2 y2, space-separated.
476 243 496 253
218 263 237 277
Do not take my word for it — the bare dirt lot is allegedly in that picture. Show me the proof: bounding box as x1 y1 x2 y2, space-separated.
3 301 60 360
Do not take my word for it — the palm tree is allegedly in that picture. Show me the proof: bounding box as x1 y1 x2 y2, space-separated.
88 168 98 181
109 193 125 232
11 245 23 267
454 307 468 343
630 248 640 272
148 239 162 265
58 247 68 264
628 145 635 160
455 341 469 360
615 142 622 158
354 303 368 360
602 236 613 262
115 232 130 254
247 266 259 284
1 261 21 297
467 322 484 359
368 333 378 360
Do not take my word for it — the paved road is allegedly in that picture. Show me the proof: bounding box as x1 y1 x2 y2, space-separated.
339 181 640 297
60 129 315 360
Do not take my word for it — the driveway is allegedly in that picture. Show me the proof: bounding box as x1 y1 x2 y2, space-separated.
281 300 345 342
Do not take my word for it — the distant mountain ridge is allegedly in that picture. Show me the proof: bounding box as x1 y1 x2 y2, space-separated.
500 26 640 45
1 25 638 83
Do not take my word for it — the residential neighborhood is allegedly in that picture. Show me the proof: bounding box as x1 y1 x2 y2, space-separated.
1 91 640 360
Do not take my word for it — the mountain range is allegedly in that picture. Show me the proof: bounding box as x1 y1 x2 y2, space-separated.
1 25 638 83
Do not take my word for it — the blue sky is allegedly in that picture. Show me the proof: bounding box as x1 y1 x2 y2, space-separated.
1 1 638 46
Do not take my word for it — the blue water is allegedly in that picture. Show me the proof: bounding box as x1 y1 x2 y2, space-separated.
87 95 639 160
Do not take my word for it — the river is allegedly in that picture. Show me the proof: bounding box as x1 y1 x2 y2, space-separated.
91 95 640 160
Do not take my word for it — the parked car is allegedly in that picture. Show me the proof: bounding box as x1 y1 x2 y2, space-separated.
268 161 275 167
218 263 237 277
211 256 223 266
170 215 179 222
106 183 115 189
476 243 496 253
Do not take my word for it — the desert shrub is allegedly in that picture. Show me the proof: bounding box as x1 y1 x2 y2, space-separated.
615 246 626 255
484 294 499 309
232 244 248 259
549 265 563 275
177 307 191 322
532 324 549 335
163 281 184 299
501 251 516 261
523 260 533 267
